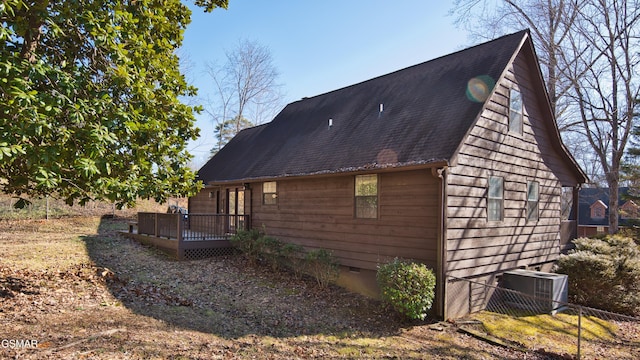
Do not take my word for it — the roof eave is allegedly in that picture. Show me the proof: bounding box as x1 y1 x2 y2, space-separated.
203 160 450 186
521 32 589 185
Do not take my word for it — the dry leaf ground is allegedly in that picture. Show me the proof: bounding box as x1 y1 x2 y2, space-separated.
1 216 556 359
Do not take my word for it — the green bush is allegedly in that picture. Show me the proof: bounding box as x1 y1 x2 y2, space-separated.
304 249 339 288
229 228 263 265
279 242 306 278
231 229 340 287
617 227 640 245
257 235 283 271
555 235 640 315
377 258 436 321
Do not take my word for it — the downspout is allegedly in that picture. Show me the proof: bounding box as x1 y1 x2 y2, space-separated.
432 166 448 320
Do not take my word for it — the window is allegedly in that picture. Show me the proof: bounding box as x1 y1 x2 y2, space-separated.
527 181 539 221
488 176 504 221
355 174 378 219
263 181 277 205
228 190 236 215
592 206 605 218
509 88 523 134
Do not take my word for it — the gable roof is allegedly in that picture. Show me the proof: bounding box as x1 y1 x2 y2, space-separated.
198 30 583 184
590 200 607 210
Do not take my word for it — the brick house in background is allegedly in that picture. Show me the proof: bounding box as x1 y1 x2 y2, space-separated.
576 187 639 237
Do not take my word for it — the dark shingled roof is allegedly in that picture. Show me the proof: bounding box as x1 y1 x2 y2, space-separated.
198 31 529 183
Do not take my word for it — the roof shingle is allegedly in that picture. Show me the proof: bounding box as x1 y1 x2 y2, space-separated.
198 31 528 183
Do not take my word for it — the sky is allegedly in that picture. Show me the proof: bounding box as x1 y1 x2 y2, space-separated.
180 1 470 168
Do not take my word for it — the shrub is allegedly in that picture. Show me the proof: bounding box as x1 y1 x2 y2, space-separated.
304 249 339 288
279 243 306 278
377 258 436 321
617 227 640 245
229 228 263 265
554 235 640 315
231 229 340 287
257 235 283 271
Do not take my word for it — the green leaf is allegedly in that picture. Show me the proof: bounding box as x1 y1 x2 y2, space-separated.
0 0 206 207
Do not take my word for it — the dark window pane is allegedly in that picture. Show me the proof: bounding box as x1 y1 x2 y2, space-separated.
488 198 503 221
263 193 277 205
356 196 378 219
527 181 539 221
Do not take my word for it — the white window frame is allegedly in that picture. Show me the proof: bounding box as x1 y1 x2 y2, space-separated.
509 88 523 134
527 181 539 222
488 176 504 221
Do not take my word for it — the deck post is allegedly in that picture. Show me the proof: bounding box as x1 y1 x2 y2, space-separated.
154 213 159 237
177 213 184 260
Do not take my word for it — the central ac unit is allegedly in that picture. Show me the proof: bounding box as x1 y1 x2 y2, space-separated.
502 269 568 313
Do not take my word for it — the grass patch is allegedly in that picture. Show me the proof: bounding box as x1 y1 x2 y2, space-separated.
0 218 100 271
470 311 621 357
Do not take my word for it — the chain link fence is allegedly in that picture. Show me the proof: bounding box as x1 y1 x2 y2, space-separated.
450 276 640 359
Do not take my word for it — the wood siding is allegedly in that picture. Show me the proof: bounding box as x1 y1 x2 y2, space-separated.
446 49 564 279
190 186 220 214
251 169 440 271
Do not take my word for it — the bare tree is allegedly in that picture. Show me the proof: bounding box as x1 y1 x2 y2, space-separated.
205 39 284 152
452 0 640 233
452 0 596 178
205 60 235 152
452 0 579 131
562 0 640 233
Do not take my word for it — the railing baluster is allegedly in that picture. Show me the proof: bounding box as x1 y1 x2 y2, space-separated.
137 213 249 242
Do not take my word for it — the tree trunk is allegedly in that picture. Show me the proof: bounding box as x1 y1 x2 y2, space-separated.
18 1 49 63
606 171 620 234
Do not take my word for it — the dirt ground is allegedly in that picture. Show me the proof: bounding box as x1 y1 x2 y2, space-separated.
0 216 558 359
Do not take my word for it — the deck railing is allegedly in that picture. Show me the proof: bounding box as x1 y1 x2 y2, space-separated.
137 212 249 241
134 212 249 259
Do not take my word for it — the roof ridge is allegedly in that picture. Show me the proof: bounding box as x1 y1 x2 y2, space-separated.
291 30 530 103
198 30 566 184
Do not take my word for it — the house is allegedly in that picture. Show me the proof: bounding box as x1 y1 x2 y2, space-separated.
192 30 587 319
575 187 638 237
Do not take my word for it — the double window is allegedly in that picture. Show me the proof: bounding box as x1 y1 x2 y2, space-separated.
355 174 378 219
488 177 540 222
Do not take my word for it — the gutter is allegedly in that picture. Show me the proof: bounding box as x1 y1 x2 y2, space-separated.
203 160 450 186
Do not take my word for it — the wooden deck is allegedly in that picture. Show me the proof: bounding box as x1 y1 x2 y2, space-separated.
121 213 249 260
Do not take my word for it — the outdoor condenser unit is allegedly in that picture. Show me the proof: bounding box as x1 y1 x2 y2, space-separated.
502 269 568 313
